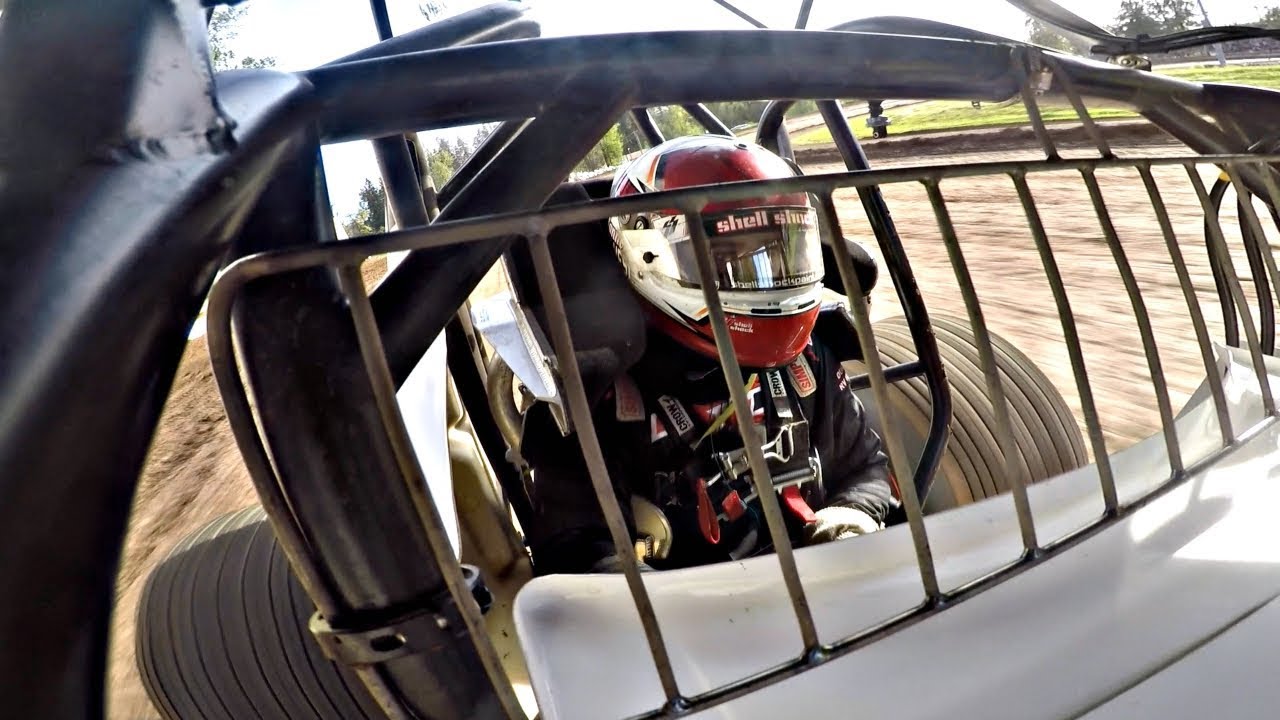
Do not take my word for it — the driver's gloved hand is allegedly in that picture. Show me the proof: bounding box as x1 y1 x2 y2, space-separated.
805 505 882 545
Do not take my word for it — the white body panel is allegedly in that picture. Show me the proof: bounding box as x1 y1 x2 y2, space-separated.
515 346 1280 719
395 331 461 557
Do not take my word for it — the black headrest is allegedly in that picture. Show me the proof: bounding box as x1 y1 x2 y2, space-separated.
821 238 879 297
505 183 646 403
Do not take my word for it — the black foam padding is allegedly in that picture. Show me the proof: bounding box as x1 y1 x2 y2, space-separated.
506 183 647 402
813 305 865 363
822 238 879 297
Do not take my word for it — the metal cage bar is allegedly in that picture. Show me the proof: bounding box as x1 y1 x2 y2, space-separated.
206 267 423 718
684 208 822 650
1041 52 1113 159
336 263 525 719
815 192 943 601
1204 177 1245 349
1224 163 1280 351
794 0 815 29
1016 50 1060 161
1187 167 1278 415
1080 168 1184 476
1011 171 1118 512
631 108 666 146
526 231 686 707
1136 164 1236 445
682 103 734 136
1251 159 1280 351
206 154 1280 270
924 180 1039 554
815 98 954 504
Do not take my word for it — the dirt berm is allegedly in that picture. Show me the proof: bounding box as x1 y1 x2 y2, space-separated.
796 120 1174 164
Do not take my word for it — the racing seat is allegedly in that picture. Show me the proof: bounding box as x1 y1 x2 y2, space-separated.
502 180 648 404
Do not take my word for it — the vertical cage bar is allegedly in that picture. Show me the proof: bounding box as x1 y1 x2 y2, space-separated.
1250 158 1280 239
816 98 953 504
368 0 394 40
924 180 1039 554
814 193 943 602
1040 54 1112 159
1015 49 1059 161
1222 176 1277 355
1137 164 1235 445
526 232 685 706
684 209 822 650
335 264 525 720
682 103 734 136
1080 168 1183 476
632 108 665 146
1203 177 1243 349
1251 158 1280 354
1011 172 1117 513
374 135 431 229
1224 163 1280 349
1187 167 1278 416
794 0 815 29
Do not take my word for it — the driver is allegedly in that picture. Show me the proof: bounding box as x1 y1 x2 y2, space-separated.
523 135 897 574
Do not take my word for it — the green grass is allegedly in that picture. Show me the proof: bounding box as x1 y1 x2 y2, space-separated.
792 63 1280 145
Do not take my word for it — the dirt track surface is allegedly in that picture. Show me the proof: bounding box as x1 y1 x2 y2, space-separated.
818 139 1267 454
108 140 1273 718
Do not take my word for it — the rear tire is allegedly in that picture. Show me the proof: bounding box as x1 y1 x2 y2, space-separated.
136 506 383 720
848 314 1087 512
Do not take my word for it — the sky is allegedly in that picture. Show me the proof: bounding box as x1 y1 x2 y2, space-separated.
224 0 1278 216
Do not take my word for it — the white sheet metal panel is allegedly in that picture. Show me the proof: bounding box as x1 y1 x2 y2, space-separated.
1081 595 1280 719
395 331 461 557
515 346 1280 719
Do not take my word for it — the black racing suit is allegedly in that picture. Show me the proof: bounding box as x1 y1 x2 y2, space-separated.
523 328 896 575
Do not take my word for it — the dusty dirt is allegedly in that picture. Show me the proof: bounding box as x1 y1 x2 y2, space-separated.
108 136 1276 717
817 139 1270 455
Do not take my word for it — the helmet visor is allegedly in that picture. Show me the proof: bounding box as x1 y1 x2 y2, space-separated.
693 206 823 290
617 206 824 292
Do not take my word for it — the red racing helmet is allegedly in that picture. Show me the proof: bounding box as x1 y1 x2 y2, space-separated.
608 135 824 368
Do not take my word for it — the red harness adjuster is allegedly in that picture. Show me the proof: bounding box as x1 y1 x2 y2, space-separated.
781 485 817 525
721 490 746 521
693 477 721 545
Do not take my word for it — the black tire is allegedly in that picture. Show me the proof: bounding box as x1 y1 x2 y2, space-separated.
136 506 384 720
848 314 1087 513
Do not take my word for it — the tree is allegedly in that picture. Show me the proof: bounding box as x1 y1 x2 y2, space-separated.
427 150 456 188
1258 6 1280 28
617 114 647 155
420 126 495 186
207 6 278 71
576 126 626 173
705 101 770 129
343 179 388 237
1026 18 1090 54
651 106 702 140
1110 0 1195 37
